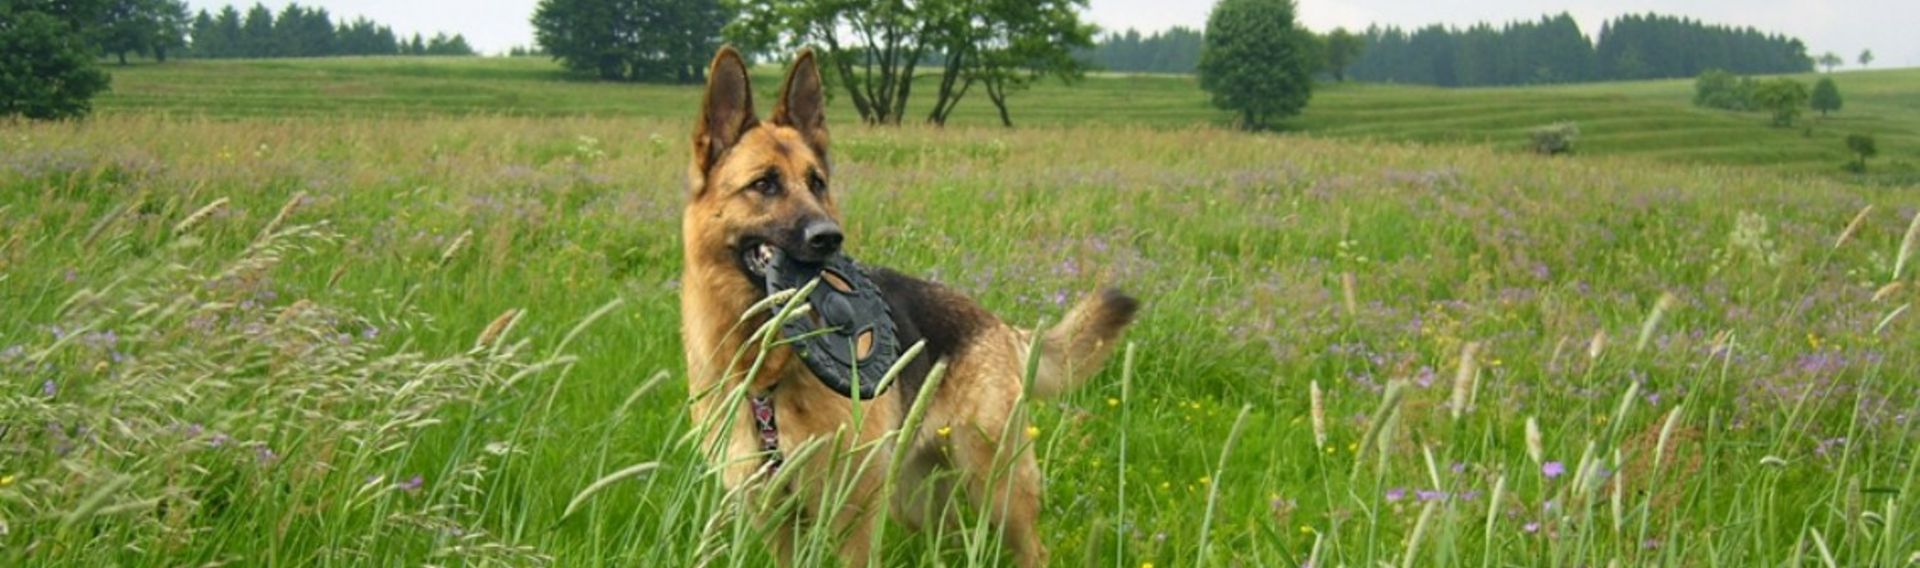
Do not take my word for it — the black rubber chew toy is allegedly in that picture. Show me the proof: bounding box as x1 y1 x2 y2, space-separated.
761 248 900 400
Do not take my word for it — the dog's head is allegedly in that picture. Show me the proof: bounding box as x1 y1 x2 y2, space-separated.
685 47 839 291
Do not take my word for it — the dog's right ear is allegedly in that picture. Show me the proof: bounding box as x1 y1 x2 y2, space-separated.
692 46 756 184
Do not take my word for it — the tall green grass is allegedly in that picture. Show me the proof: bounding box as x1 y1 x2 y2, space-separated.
2 112 1917 565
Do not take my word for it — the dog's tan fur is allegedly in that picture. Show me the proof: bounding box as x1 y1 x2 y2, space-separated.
680 47 1138 567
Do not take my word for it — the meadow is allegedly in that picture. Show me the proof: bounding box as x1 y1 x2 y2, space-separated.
93 57 1920 182
2 57 1918 566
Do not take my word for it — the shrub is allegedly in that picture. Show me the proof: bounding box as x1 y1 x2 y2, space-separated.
1529 122 1580 155
1693 69 1755 111
1846 133 1877 172
1810 76 1842 117
1751 78 1809 127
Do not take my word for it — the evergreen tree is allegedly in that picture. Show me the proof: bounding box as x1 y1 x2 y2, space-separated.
240 3 274 57
1086 26 1203 73
189 9 218 56
535 0 726 82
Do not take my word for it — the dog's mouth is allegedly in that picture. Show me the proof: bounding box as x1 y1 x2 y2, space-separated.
738 239 830 291
741 240 780 281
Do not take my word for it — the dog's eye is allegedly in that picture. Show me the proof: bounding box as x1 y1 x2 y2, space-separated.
808 174 827 196
749 176 781 196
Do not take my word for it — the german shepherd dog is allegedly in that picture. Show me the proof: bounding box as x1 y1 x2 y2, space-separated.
680 46 1139 567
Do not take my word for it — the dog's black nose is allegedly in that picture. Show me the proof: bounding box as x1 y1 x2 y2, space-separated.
804 220 843 256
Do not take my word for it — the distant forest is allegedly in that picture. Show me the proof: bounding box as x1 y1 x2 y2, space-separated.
1083 27 1202 74
188 3 475 59
1086 12 1814 87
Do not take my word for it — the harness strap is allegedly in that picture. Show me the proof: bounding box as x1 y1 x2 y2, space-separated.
749 392 782 476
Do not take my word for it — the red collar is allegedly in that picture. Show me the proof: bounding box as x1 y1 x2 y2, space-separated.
750 392 782 476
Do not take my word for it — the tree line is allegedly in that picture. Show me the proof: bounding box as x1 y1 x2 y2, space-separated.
1351 13 1811 87
1084 26 1202 74
188 3 475 59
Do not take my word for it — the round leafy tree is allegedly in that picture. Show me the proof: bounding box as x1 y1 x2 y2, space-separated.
1197 0 1316 130
1810 76 1842 117
1 7 112 120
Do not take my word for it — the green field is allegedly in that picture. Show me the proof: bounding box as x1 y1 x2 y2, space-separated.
94 57 1920 182
3 57 1919 566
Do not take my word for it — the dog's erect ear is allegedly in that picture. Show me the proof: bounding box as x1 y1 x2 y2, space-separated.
693 46 756 179
771 48 829 161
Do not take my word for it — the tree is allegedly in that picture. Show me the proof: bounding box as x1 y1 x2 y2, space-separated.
241 3 275 57
918 0 1093 127
1 2 113 119
1817 51 1842 73
1694 68 1754 110
1810 76 1841 117
208 6 241 57
100 0 159 64
1845 133 1876 171
148 0 189 61
534 0 728 82
1322 27 1363 81
728 0 948 125
1197 0 1315 129
1751 78 1808 127
965 0 1094 127
1087 26 1202 73
1858 49 1873 68
424 32 474 56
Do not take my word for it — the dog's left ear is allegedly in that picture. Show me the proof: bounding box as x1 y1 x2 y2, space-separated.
771 48 829 163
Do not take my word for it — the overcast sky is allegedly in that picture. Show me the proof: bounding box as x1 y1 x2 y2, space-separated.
189 0 1918 68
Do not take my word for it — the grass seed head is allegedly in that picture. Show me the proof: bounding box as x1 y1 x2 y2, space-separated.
173 197 230 236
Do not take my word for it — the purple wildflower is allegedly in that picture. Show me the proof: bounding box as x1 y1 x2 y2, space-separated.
1523 522 1540 533
1416 489 1448 502
254 444 278 464
41 380 56 397
361 325 380 340
209 433 230 447
1412 366 1436 388
1543 461 1566 479
400 474 424 493
1385 487 1407 502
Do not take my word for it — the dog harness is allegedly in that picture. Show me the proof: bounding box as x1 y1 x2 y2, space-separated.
747 250 904 476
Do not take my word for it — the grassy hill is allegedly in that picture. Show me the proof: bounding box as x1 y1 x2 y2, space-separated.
95 57 1920 182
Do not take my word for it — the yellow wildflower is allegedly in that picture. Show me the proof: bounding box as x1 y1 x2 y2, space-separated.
1108 397 1120 407
1025 426 1040 440
936 426 952 438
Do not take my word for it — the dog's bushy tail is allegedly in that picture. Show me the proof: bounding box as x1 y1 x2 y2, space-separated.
1027 289 1140 398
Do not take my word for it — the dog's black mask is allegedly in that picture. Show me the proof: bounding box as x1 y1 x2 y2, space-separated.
746 245 900 400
